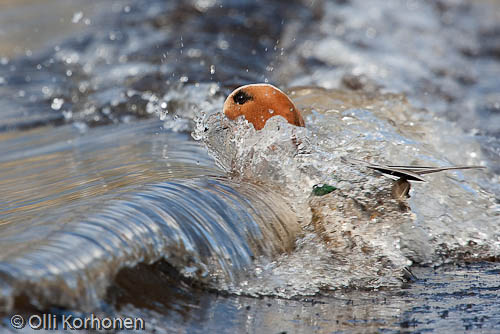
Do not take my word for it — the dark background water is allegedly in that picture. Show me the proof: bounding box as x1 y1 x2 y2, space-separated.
1 0 499 333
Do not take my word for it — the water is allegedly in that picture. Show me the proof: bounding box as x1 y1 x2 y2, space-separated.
199 86 499 297
1 0 499 333
113 263 500 333
0 120 300 312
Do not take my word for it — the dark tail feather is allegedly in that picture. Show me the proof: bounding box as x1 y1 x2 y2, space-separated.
342 157 485 182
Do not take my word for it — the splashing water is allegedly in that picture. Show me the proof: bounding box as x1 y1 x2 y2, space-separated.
0 120 301 311
195 86 499 297
1 0 500 331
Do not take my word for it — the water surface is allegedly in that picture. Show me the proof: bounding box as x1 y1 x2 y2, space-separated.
1 0 499 333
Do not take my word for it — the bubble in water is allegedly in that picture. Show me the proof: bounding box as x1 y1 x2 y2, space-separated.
210 65 216 75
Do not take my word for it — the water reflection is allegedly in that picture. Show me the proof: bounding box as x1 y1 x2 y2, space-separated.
0 120 217 228
106 263 500 334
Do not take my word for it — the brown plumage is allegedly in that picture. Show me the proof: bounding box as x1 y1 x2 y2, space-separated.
223 84 305 130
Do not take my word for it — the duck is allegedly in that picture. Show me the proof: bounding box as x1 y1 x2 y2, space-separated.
223 83 485 198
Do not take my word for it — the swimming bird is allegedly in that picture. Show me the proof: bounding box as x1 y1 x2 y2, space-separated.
223 83 485 197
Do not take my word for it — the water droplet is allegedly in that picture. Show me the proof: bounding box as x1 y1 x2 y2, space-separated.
78 82 88 93
51 98 64 110
72 12 83 23
217 40 229 50
62 110 73 120
73 122 88 133
366 27 376 39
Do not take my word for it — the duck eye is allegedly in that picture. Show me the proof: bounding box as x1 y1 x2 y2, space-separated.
232 90 252 105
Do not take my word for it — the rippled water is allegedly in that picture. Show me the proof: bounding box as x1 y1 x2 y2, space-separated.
1 0 500 333
0 119 300 312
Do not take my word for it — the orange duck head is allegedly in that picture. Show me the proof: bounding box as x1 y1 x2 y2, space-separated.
223 83 305 130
